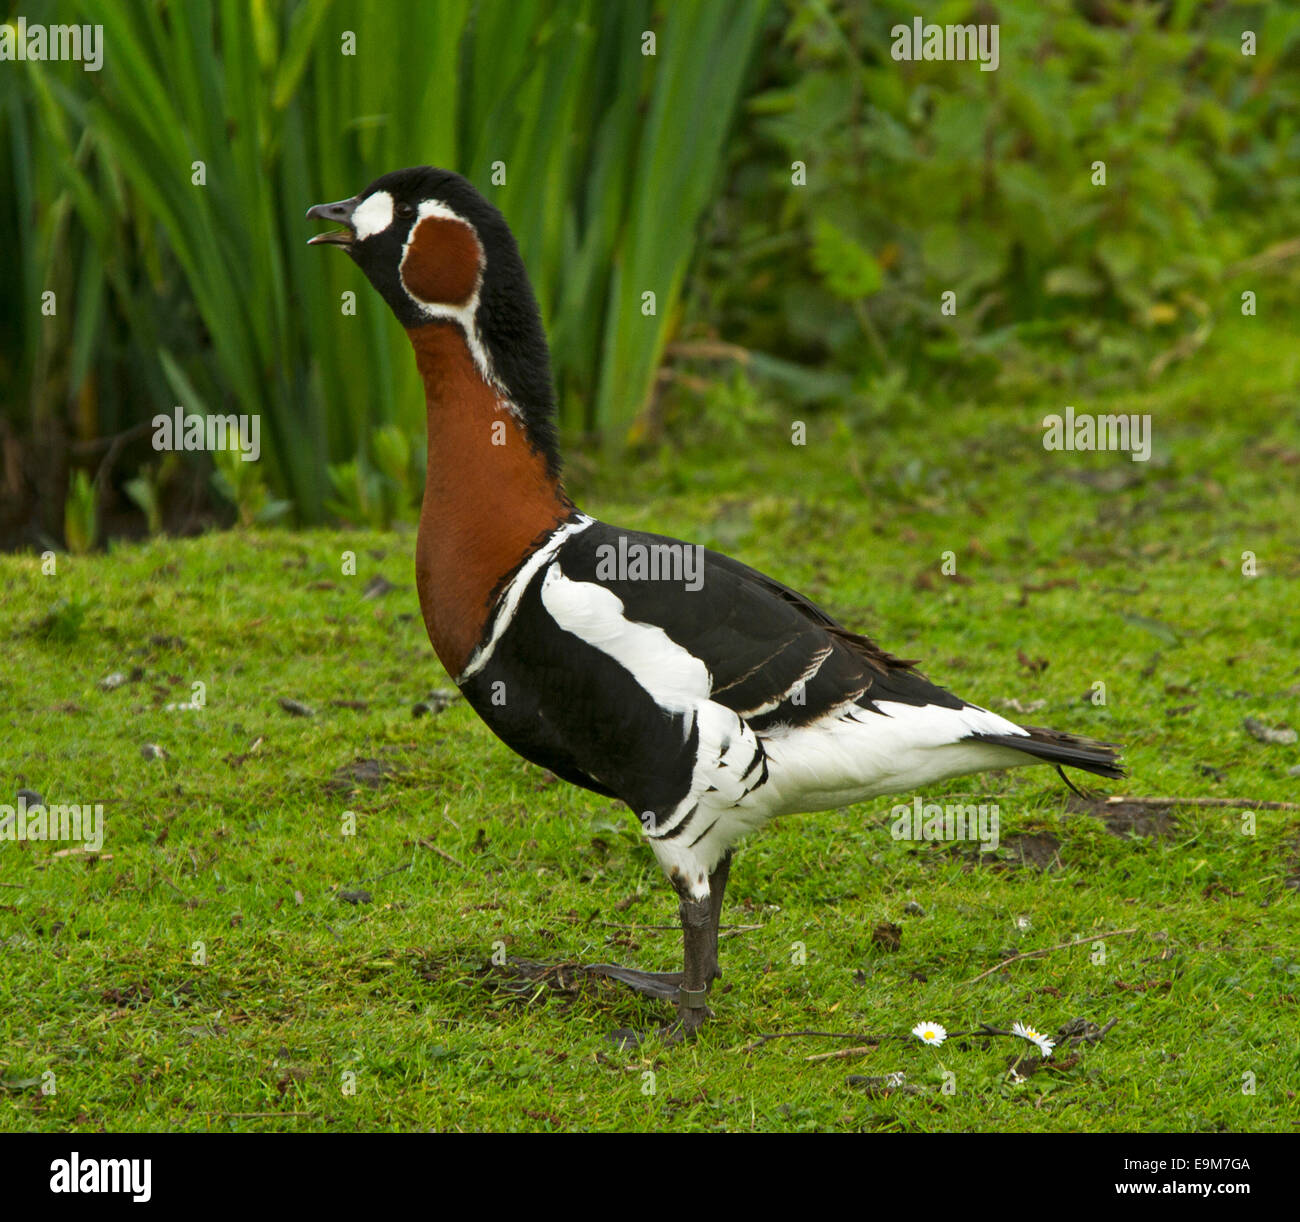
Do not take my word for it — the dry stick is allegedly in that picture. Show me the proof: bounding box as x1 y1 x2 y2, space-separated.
364 862 412 884
1148 320 1211 378
154 872 187 899
418 838 466 868
595 922 762 934
1067 1018 1119 1048
600 922 683 931
806 1044 879 1064
718 923 763 940
1108 795 1300 811
209 1111 315 1119
90 421 153 496
71 421 153 456
740 1029 903 1053
1224 236 1300 277
663 339 754 364
963 928 1139 987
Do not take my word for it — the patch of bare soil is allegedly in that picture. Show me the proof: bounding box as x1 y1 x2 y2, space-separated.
1066 795 1178 839
325 756 400 793
1000 832 1062 871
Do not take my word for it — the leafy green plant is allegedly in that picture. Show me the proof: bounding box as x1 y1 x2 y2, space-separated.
325 456 385 530
370 423 420 513
211 446 292 528
702 0 1300 396
123 463 163 535
2 0 771 531
62 469 96 554
325 420 424 529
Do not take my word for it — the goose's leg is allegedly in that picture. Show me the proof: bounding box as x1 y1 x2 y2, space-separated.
602 851 735 1046
606 894 712 1048
674 894 715 1038
673 850 732 1037
591 849 733 1003
705 850 732 982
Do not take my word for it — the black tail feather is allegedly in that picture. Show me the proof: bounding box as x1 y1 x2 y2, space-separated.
969 725 1125 782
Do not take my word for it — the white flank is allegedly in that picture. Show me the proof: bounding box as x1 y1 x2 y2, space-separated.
456 516 595 683
757 698 1032 816
658 699 1034 888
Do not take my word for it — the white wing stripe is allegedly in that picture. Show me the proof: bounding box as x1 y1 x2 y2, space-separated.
538 566 711 710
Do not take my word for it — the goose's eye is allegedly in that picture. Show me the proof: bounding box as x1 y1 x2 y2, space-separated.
396 201 415 220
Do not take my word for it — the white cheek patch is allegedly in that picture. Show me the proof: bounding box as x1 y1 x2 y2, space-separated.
352 190 395 240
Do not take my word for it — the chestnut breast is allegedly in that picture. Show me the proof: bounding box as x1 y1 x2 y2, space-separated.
409 322 570 678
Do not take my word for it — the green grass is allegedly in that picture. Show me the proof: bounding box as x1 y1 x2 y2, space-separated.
2 313 1298 1132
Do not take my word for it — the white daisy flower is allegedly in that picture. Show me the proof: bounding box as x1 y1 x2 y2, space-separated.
1012 1020 1055 1058
911 1020 947 1046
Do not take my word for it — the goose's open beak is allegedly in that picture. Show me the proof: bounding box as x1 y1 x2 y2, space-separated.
306 196 360 246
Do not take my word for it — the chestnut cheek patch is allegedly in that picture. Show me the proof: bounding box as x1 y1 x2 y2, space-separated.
401 216 483 308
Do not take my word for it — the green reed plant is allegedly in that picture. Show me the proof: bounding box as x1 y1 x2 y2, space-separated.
1 0 769 528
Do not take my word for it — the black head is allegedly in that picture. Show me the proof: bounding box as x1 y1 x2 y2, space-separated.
307 167 559 473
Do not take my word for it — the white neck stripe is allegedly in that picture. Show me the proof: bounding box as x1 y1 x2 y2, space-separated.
457 516 596 684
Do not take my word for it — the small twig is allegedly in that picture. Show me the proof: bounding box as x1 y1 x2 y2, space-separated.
1107 795 1300 811
595 922 762 934
664 339 755 366
365 862 412 884
418 837 466 868
963 928 1139 986
70 421 153 457
91 421 153 494
1224 236 1300 277
154 872 187 899
207 1111 315 1119
598 923 681 931
1067 1017 1118 1048
1148 319 1211 378
740 1029 904 1053
805 1044 879 1063
1055 764 1092 800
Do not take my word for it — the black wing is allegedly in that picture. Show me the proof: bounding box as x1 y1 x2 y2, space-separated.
553 522 967 731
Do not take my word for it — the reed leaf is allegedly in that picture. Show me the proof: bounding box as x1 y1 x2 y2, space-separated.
2 0 770 526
